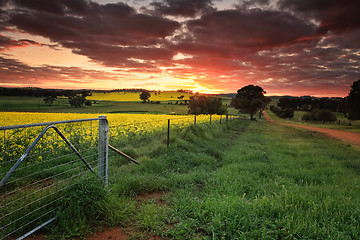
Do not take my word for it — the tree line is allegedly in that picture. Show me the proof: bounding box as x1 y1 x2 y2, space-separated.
2 79 359 119
271 80 360 121
0 87 93 107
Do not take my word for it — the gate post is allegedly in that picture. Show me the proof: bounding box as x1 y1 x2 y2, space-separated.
98 115 109 186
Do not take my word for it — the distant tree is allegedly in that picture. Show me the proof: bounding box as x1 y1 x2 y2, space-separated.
277 97 299 110
346 80 360 120
69 95 86 107
231 85 269 120
140 91 151 103
43 95 56 106
188 95 227 115
270 106 294 119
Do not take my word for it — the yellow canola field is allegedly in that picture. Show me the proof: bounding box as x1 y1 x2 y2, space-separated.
0 112 218 127
88 91 192 102
0 112 222 164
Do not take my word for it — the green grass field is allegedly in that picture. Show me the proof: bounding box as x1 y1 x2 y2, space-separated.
44 118 360 239
0 96 239 115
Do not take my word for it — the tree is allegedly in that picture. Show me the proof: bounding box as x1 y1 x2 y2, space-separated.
188 95 227 115
69 95 86 107
43 95 56 106
270 106 294 119
140 91 151 103
231 85 269 120
346 80 360 120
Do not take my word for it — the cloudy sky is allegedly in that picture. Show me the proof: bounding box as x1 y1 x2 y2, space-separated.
0 0 359 96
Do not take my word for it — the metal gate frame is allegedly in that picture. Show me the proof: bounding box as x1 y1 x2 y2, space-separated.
0 116 109 240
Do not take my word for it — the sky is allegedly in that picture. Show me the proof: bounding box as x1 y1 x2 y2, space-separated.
0 0 359 96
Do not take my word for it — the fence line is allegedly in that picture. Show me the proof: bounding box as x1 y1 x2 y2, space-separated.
0 117 106 240
1 114 237 239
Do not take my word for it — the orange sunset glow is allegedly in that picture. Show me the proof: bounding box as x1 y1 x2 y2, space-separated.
0 0 359 96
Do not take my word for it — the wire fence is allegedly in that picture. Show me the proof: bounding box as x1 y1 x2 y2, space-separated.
0 114 236 239
0 117 105 240
107 114 232 151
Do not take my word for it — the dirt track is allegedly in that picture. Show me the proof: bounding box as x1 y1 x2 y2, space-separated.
263 111 360 147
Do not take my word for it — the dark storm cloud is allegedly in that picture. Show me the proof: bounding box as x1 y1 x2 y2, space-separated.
278 0 360 34
10 0 93 16
149 0 214 17
176 8 317 57
2 0 180 68
7 1 179 44
64 41 174 69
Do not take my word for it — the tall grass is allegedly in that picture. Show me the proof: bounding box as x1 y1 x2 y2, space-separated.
107 119 360 239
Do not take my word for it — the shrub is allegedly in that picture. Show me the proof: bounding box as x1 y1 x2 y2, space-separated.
270 106 294 118
302 109 337 122
315 109 337 121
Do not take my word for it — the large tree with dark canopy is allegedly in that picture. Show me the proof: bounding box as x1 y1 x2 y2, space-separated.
139 91 151 103
231 85 270 120
188 95 227 115
346 80 360 120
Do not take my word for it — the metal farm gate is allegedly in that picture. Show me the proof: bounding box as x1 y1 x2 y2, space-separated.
0 116 109 240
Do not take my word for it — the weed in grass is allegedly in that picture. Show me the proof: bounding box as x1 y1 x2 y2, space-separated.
136 202 168 234
103 195 136 226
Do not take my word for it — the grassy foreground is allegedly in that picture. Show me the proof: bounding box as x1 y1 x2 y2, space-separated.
47 118 359 239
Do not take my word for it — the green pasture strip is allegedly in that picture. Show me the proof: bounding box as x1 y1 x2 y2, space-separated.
105 119 360 239
266 109 360 133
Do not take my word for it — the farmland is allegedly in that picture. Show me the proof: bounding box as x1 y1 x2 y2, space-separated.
87 91 193 102
1 93 360 240
0 93 237 115
0 95 191 115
